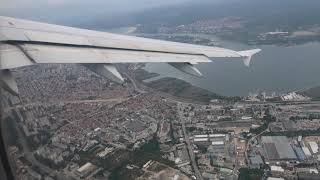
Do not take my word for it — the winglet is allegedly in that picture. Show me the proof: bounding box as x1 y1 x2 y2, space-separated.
238 49 261 67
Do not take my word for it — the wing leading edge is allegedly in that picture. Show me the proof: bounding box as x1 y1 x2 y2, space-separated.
0 16 261 95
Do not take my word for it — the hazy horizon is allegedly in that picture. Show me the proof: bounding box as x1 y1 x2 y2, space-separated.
0 0 239 26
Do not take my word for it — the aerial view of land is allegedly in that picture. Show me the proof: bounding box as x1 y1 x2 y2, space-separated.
1 62 319 180
127 0 320 46
1 0 320 180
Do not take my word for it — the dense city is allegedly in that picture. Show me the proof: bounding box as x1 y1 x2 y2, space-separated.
1 62 319 180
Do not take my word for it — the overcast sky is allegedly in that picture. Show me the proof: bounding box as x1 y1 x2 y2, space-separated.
0 0 200 26
0 0 194 11
0 0 192 17
0 0 235 27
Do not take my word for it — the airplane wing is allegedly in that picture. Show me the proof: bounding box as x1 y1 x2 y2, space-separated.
0 16 261 95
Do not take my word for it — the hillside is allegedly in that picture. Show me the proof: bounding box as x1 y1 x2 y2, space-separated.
84 0 320 31
146 77 240 103
302 86 320 100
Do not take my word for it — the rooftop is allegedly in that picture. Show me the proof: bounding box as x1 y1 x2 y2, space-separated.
262 136 297 160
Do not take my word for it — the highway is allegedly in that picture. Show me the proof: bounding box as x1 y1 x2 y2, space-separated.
178 103 203 180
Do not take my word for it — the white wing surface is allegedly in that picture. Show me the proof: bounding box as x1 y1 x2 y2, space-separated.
0 16 261 95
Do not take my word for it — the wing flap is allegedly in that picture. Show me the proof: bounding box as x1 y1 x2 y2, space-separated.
0 44 34 69
18 44 211 64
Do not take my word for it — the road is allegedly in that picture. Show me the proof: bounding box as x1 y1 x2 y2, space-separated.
126 68 206 180
244 128 268 164
123 70 146 94
128 66 205 180
178 103 203 180
245 107 275 165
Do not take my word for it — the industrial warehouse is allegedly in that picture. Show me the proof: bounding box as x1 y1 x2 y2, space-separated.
262 136 297 161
